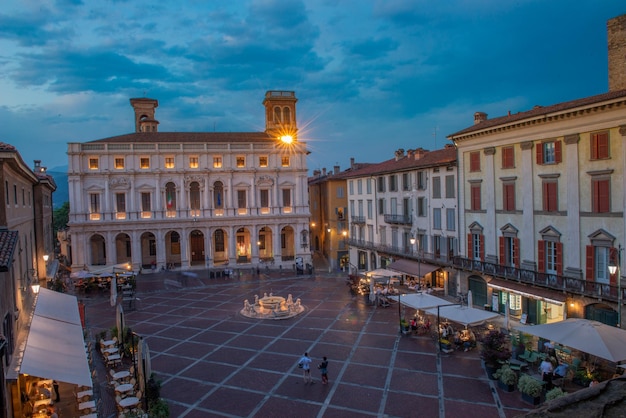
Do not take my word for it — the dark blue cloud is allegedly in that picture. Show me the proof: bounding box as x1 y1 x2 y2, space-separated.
0 11 73 46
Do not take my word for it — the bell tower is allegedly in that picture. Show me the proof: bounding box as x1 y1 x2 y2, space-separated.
263 91 298 140
130 98 159 132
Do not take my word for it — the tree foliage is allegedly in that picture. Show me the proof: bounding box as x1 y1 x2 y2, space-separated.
53 202 69 236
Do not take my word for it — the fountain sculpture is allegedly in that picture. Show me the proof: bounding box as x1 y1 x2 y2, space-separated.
240 293 304 320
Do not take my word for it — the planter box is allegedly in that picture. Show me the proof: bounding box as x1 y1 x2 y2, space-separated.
498 380 515 392
521 392 541 405
486 365 499 380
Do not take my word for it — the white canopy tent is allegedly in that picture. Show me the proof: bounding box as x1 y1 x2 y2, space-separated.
364 269 400 280
425 304 500 327
19 288 92 387
515 318 626 363
388 293 452 310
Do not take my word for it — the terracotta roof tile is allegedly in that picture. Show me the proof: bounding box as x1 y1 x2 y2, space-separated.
448 89 626 138
0 142 17 152
341 146 457 178
89 132 274 143
0 230 18 272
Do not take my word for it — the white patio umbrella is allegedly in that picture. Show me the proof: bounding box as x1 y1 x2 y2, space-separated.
515 318 626 363
467 290 473 307
137 337 152 393
388 292 452 310
424 304 500 327
110 275 117 307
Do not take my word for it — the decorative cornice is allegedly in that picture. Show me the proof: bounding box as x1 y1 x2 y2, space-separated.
520 141 534 150
564 133 580 145
619 125 626 137
483 147 496 156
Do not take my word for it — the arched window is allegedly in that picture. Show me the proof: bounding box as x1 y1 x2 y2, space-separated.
215 229 225 252
165 182 177 217
190 182 200 216
213 181 223 209
283 107 291 123
274 106 282 123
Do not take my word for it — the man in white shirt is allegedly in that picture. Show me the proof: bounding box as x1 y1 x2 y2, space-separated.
298 352 313 384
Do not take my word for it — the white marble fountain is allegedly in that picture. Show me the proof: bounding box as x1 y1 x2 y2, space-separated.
240 292 305 320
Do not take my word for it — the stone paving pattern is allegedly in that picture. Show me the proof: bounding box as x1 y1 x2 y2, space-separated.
81 268 534 418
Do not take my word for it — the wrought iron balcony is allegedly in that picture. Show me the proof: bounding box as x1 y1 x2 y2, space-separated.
452 256 624 302
383 214 411 225
351 215 366 224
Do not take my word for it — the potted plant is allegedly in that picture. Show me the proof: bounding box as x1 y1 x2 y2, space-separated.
545 387 566 401
494 365 518 392
518 374 543 405
480 329 512 379
400 318 409 333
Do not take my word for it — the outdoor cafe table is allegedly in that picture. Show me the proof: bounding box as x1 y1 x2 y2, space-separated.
118 396 140 408
103 347 119 355
80 414 97 418
113 370 130 381
32 398 51 409
115 383 134 397
101 339 116 347
76 389 93 401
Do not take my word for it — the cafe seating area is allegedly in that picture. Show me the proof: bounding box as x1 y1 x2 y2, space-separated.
100 338 144 416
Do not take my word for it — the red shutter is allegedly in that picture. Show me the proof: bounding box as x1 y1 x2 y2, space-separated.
536 143 543 165
542 182 548 211
599 133 609 159
591 134 598 160
538 240 545 273
586 245 595 281
499 237 505 265
479 234 485 261
555 140 562 163
599 180 610 213
467 234 473 259
610 247 618 286
556 242 563 275
513 238 520 268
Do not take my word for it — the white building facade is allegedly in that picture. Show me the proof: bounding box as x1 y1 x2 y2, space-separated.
67 91 311 271
345 145 459 292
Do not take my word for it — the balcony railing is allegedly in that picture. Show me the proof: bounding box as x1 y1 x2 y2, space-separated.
452 256 624 302
351 216 366 224
383 214 411 225
347 238 453 265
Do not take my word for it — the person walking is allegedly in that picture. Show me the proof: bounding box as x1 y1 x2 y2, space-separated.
318 356 329 384
298 352 313 384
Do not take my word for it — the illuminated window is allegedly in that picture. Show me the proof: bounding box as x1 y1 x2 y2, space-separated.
281 156 290 167
140 157 150 169
141 192 151 218
213 156 222 168
89 158 99 170
115 193 126 219
165 157 175 169
89 193 101 220
259 156 268 167
236 156 245 168
114 157 125 169
189 156 199 168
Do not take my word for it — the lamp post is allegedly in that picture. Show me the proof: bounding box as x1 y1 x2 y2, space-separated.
327 226 332 273
410 236 421 285
609 244 622 327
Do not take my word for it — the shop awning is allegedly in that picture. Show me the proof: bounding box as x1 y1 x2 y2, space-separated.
19 289 92 387
487 278 566 304
387 259 441 278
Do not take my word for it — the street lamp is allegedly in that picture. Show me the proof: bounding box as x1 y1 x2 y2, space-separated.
609 244 622 327
410 236 421 285
327 227 332 273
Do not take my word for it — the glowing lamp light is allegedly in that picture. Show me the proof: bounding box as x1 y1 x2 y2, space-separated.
410 237 416 245
43 254 49 262
280 135 293 144
31 280 40 294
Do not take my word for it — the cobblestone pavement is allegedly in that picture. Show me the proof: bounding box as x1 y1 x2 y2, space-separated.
80 268 533 418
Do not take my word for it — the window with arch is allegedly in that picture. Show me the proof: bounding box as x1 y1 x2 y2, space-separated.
190 182 200 216
301 230 308 248
283 107 291 123
165 182 177 217
215 229 225 252
213 181 224 210
274 106 282 123
170 231 181 255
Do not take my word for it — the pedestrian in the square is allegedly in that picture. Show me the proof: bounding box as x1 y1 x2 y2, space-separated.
298 352 313 384
52 380 60 402
318 356 329 384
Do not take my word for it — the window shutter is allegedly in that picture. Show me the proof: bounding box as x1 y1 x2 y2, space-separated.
538 240 545 273
513 238 520 268
610 246 618 286
555 140 562 163
479 235 485 261
598 133 609 159
585 245 594 281
467 234 473 259
499 236 505 265
591 135 598 160
556 242 563 275
536 144 543 165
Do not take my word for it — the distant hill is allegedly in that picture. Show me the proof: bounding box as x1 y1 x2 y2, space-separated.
49 165 68 208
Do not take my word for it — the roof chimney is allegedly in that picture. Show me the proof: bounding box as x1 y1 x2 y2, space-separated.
414 148 426 160
350 157 355 168
333 165 340 175
322 167 326 176
474 112 488 125
394 149 405 161
608 14 626 92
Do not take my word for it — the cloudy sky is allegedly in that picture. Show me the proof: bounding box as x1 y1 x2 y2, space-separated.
0 0 624 173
